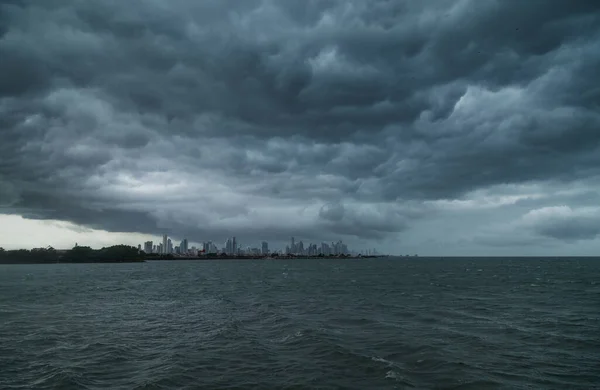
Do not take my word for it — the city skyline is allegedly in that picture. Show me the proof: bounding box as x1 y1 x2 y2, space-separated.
138 234 378 257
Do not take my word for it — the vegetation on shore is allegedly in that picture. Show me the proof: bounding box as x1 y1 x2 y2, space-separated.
0 245 144 264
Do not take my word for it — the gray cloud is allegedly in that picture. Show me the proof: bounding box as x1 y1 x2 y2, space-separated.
523 206 600 242
538 219 600 242
1 0 600 250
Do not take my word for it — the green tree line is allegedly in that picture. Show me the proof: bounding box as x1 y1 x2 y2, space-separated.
0 245 145 264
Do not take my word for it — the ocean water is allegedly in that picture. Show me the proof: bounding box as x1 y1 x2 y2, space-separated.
0 258 599 389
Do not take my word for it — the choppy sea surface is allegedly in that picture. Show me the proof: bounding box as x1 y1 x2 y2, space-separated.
0 258 599 389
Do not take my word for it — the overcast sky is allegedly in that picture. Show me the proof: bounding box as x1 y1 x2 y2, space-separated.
1 0 599 255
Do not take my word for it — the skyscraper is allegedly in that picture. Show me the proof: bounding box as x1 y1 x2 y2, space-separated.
180 239 188 254
144 241 153 253
261 241 269 255
225 238 233 255
232 237 237 255
167 238 173 254
162 234 168 254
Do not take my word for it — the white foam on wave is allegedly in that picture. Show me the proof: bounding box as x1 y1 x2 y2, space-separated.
385 370 398 379
372 356 391 365
276 330 304 343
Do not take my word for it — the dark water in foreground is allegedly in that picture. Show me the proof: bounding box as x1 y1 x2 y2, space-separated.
0 258 599 389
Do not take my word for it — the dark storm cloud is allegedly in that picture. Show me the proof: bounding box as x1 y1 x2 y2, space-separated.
536 218 600 242
522 206 600 242
1 0 600 244
13 191 159 234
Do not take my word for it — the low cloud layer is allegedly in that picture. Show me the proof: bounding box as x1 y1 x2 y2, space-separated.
1 0 600 252
522 206 600 242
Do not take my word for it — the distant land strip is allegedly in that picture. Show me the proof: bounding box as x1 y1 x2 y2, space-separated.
0 245 387 264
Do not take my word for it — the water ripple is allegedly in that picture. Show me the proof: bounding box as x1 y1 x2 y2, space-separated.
1 258 599 389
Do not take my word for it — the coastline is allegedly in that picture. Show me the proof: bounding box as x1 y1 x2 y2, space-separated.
0 256 388 264
145 255 386 261
0 259 147 265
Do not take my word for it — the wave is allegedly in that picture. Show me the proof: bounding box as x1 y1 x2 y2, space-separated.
1 258 599 389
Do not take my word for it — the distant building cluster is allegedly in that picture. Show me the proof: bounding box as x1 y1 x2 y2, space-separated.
285 236 349 256
143 235 189 255
140 235 379 257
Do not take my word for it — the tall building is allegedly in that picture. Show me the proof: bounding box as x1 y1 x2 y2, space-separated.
202 241 216 253
162 234 168 254
144 241 153 253
232 237 237 255
180 239 188 254
212 242 217 252
167 239 173 254
225 238 233 255
261 241 269 255
330 240 348 255
158 243 164 254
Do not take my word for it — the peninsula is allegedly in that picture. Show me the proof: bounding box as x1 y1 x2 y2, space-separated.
0 245 384 264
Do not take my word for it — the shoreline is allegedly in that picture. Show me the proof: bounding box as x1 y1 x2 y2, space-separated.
145 255 386 261
0 256 387 264
0 260 147 265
